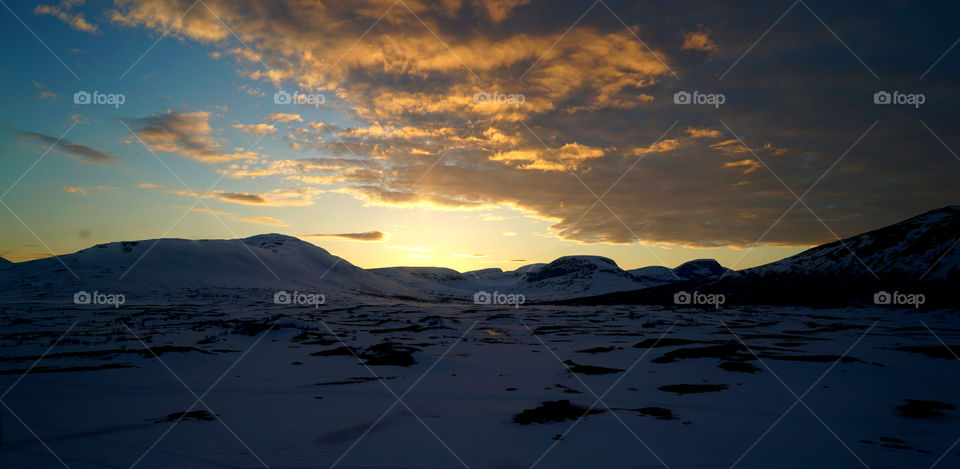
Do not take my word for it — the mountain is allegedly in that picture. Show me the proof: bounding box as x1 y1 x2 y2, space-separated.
0 234 423 300
0 256 11 267
372 256 657 301
628 259 731 286
673 259 731 280
570 206 960 307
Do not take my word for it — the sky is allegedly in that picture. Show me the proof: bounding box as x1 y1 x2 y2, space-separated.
1 0 959 272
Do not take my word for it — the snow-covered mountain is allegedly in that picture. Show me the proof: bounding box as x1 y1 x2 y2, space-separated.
0 234 423 300
372 255 665 301
2 234 724 302
575 206 960 307
628 259 730 286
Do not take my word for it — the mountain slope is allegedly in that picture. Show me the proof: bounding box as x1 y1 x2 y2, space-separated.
370 256 667 301
570 206 960 307
1 234 422 300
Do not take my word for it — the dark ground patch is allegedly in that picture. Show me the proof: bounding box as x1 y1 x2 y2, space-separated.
563 359 625 375
897 399 955 419
761 354 863 364
315 376 396 386
633 338 700 349
161 410 216 423
311 342 419 366
893 345 960 359
633 407 675 420
719 361 761 373
513 400 604 425
652 343 749 364
0 363 134 375
659 384 728 394
575 346 617 354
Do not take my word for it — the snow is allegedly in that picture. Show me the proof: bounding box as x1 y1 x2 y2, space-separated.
1 299 958 468
737 205 960 281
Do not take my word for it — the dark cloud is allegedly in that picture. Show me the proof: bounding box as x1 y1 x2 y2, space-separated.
108 0 960 247
123 111 258 163
18 131 118 164
304 231 387 241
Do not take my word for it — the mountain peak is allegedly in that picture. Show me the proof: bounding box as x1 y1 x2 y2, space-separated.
673 259 730 280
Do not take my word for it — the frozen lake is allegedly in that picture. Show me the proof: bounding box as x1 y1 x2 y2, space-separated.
1 298 958 468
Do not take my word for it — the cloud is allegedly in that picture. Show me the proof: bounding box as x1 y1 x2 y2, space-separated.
137 183 163 189
102 0 960 249
233 123 277 135
62 186 87 196
34 81 58 102
634 139 679 154
62 185 114 196
171 187 321 206
684 127 722 139
263 113 302 123
237 216 290 227
18 130 118 164
124 110 258 163
681 28 717 52
35 1 99 34
303 231 386 241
